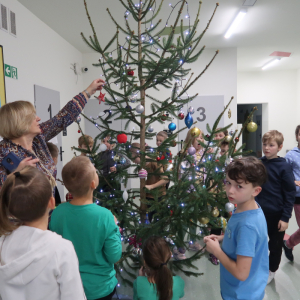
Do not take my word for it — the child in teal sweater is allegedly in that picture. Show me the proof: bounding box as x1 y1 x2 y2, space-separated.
133 236 185 300
50 156 122 300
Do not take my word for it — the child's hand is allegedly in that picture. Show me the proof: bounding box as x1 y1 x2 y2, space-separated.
205 237 221 256
110 166 117 173
278 220 288 232
145 185 152 191
204 234 223 243
207 148 214 153
138 266 146 276
295 181 300 187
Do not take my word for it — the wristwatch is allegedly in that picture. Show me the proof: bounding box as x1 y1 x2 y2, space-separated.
84 89 91 98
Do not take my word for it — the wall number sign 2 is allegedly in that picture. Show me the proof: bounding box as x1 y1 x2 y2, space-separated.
197 107 206 122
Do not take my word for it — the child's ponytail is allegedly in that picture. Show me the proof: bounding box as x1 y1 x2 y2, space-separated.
0 167 52 236
143 236 173 300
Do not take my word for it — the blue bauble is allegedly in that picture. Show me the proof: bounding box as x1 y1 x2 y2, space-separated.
120 157 126 165
168 122 176 131
185 112 193 129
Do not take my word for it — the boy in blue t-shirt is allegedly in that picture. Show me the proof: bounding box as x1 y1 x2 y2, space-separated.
204 156 269 300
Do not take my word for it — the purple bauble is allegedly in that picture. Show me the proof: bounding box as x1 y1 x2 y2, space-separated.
188 146 196 155
138 168 148 179
178 247 186 254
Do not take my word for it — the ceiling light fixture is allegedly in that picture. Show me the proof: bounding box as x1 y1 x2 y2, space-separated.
262 58 281 70
224 9 247 39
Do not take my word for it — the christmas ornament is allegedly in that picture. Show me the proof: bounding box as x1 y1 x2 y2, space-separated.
138 168 148 179
113 155 120 162
135 104 144 114
147 125 154 133
166 163 173 171
76 116 81 123
156 156 161 161
178 247 186 254
228 109 232 119
190 127 200 137
229 129 234 136
211 208 220 218
168 122 176 131
188 146 196 155
185 112 193 129
66 192 73 202
129 93 138 103
188 106 195 114
125 105 132 111
235 137 239 142
178 112 185 120
224 135 232 142
247 121 258 132
144 213 151 226
225 202 235 212
161 155 165 160
129 235 142 248
161 114 167 121
120 157 126 164
78 130 81 133
99 143 107 152
122 189 128 202
206 134 210 138
117 133 127 144
98 91 105 104
127 70 134 76
171 140 177 147
217 216 227 229
119 227 123 235
199 216 210 225
132 248 142 257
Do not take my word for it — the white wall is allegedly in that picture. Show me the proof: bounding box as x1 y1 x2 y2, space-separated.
237 70 298 155
82 47 238 149
0 0 85 179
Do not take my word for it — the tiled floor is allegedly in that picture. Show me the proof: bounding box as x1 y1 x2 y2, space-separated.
115 213 300 300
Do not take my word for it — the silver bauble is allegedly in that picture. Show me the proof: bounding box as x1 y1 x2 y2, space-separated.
135 104 145 114
225 202 235 212
147 126 154 133
188 106 195 114
129 93 138 103
76 116 81 123
99 143 107 152
229 129 234 136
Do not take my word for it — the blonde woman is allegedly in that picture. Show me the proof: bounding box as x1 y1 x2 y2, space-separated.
0 79 104 188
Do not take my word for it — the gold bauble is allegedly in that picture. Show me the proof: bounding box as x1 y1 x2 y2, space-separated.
199 216 210 225
224 135 232 142
190 127 201 137
247 121 258 133
211 208 220 218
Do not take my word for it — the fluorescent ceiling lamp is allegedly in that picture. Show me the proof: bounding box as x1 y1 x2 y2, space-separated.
262 58 281 70
224 9 247 39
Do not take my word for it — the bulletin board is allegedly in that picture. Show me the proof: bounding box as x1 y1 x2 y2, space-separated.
0 45 6 107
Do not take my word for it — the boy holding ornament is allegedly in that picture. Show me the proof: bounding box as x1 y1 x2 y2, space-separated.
204 156 269 300
50 156 122 300
256 130 296 284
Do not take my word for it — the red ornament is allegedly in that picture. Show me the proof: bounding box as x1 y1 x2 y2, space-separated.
156 156 161 161
161 114 167 121
129 235 142 248
206 134 210 138
117 133 127 144
127 70 134 76
98 91 105 104
161 155 165 160
78 130 81 133
66 192 73 202
215 159 219 163
235 137 239 142
178 113 184 120
170 210 173 216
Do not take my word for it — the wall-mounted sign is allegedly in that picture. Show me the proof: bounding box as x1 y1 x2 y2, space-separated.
4 63 17 79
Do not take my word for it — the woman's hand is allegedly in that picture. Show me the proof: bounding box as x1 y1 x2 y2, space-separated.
85 79 105 96
15 157 39 172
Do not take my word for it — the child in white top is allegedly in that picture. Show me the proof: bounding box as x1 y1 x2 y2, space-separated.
0 167 86 300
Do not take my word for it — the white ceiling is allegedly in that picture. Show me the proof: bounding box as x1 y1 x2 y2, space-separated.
17 0 300 72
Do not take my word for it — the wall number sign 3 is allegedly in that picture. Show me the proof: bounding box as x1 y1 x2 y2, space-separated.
197 107 206 122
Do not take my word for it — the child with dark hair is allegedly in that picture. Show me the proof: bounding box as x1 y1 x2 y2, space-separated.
133 236 184 300
50 156 122 300
0 167 86 300
256 130 296 284
204 156 269 300
214 128 228 141
283 125 300 262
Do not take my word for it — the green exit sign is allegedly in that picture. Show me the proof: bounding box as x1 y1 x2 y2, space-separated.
4 64 18 79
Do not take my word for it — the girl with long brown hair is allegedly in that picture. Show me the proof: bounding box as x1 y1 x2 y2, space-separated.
133 236 184 300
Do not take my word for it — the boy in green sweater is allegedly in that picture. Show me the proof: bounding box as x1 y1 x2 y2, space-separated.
50 156 122 300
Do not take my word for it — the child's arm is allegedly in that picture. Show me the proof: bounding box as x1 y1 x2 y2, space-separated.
205 237 252 281
145 164 169 190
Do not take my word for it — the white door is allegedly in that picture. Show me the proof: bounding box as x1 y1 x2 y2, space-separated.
34 85 64 201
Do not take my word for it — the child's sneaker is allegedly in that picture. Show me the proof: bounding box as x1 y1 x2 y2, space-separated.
188 241 205 253
209 253 219 265
172 248 186 260
282 240 294 262
267 271 275 284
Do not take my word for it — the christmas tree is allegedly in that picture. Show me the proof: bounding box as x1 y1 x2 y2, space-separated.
76 0 258 285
